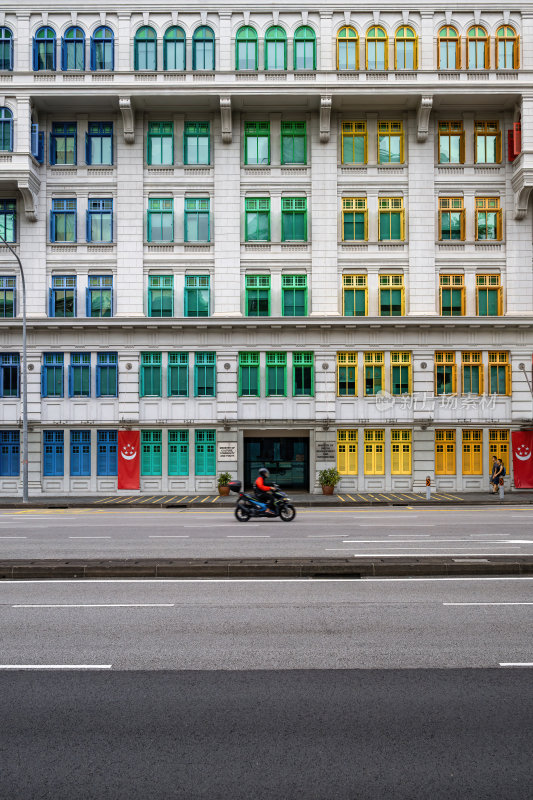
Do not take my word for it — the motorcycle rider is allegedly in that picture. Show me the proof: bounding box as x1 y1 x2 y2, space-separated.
254 467 276 515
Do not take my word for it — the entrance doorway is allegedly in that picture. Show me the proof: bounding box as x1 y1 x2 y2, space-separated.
244 437 309 491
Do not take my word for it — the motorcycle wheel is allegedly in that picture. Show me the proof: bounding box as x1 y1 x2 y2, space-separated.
279 504 296 522
235 506 251 522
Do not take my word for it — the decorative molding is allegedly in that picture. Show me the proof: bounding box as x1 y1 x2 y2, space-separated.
417 95 433 143
473 10 481 25
42 12 48 25
200 11 207 25
71 12 77 25
301 11 308 26
343 10 351 26
0 13 5 26
319 95 332 143
503 10 511 24
142 11 149 26
119 97 135 144
100 12 106 25
272 11 279 25
220 96 232 144
402 10 410 25
18 182 38 223
444 10 452 25
514 184 532 221
372 10 380 25
171 10 178 25
243 10 250 26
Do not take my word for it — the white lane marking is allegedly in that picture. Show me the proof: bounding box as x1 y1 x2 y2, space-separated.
13 603 175 608
2 577 533 584
0 665 112 670
149 536 190 539
68 536 111 539
443 602 533 606
340 539 516 544
499 663 533 667
357 524 435 528
0 536 27 539
226 535 271 538
324 550 526 555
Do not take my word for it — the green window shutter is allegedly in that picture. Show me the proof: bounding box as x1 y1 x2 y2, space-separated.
141 430 162 476
168 430 189 475
245 198 270 242
140 352 162 397
244 121 270 165
195 429 216 475
147 122 174 166
281 121 307 165
281 197 307 241
194 352 216 397
292 352 314 396
184 122 210 165
282 274 307 316
266 352 287 396
239 352 260 396
245 274 270 316
147 198 174 242
148 275 174 317
184 198 210 242
486 290 499 316
168 352 189 396
184 275 210 317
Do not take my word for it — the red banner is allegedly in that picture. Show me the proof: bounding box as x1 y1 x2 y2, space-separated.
118 431 140 490
511 431 533 488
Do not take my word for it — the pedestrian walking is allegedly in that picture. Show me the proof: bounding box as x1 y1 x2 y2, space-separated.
491 458 503 494
490 455 498 493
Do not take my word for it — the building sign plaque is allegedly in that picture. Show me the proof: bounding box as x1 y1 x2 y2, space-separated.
218 442 238 461
316 442 335 461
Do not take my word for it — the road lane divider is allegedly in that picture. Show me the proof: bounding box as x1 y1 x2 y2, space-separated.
0 664 113 670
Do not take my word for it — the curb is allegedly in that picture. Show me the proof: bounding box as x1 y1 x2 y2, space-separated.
1 557 532 580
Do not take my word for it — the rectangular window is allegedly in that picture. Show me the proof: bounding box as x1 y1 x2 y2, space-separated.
378 121 404 164
168 353 189 397
147 121 174 166
364 352 384 396
364 429 385 475
475 122 502 164
87 198 113 243
0 431 19 476
184 122 210 165
0 200 16 243
41 353 64 398
341 122 367 164
282 274 307 316
438 121 464 164
462 429 483 475
439 197 464 240
391 352 411 395
69 353 91 398
342 275 367 317
488 351 511 395
293 352 314 396
337 430 358 475
244 121 270 165
0 276 16 318
435 430 456 475
70 430 91 477
337 352 357 397
50 275 76 318
50 199 77 243
245 275 270 317
239 352 260 397
391 430 412 475
462 352 483 395
281 198 307 241
0 353 19 397
184 275 210 317
342 198 367 241
168 430 189 476
266 352 286 397
50 122 77 165
476 274 502 316
96 352 118 397
87 275 112 318
86 122 113 165
195 430 216 476
140 352 162 397
245 198 270 242
476 198 502 240
378 198 404 241
141 430 162 476
43 430 64 477
489 429 509 474
440 275 465 316
435 351 457 395
97 430 117 476
281 121 307 164
147 198 173 242
185 198 210 242
148 275 174 318
379 275 404 316
194 352 216 397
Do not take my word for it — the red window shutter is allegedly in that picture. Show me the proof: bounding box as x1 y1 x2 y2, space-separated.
513 122 521 156
508 130 516 162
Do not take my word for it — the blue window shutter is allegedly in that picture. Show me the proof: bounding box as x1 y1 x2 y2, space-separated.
32 38 38 71
12 287 16 317
85 288 90 318
110 132 114 164
83 444 90 476
61 37 66 70
86 210 90 242
52 40 57 71
8 118 13 151
68 365 73 397
41 366 47 397
96 364 101 397
85 132 90 164
43 447 52 476
111 40 115 71
37 132 44 163
49 132 55 165
73 130 77 165
73 286 77 315
57 442 64 476
48 287 54 317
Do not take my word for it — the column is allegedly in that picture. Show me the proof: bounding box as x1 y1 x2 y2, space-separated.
419 12 434 71
117 14 131 71
16 15 30 71
116 114 144 316
319 13 333 70
117 351 140 423
218 12 232 71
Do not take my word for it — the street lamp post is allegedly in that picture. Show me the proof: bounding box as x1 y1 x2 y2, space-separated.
0 232 28 503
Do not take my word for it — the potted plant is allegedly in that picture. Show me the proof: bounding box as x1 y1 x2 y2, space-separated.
318 468 341 495
217 471 233 496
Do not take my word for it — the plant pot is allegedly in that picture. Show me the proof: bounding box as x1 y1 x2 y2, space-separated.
218 485 230 496
321 485 335 495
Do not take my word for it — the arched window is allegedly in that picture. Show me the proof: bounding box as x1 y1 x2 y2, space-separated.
294 26 316 70
496 26 519 69
0 107 13 151
33 27 56 71
0 28 14 71
91 26 114 71
395 26 417 69
236 27 258 70
61 27 85 71
265 26 286 70
337 27 358 70
468 26 488 69
438 26 460 69
163 27 185 70
366 26 388 70
134 26 157 71
193 26 215 71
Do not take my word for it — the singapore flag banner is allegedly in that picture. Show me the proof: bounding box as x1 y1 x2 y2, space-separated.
118 431 140 490
511 431 533 489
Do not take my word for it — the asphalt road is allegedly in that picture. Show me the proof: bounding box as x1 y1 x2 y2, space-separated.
1 578 532 799
1 505 533 559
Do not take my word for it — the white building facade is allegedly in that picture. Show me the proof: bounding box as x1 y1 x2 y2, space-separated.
0 1 533 495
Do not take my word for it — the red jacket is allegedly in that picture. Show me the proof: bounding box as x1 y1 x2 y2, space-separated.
255 475 273 492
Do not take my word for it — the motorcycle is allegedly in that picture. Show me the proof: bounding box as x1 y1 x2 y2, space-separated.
228 481 296 522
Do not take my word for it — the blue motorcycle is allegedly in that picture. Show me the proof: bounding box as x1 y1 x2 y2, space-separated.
229 481 296 522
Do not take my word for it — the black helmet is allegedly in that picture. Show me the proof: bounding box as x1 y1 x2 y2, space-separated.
258 467 270 478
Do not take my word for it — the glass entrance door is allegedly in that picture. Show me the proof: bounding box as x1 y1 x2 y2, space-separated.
244 437 309 490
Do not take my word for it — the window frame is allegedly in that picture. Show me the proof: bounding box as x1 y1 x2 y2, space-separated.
474 122 502 164
184 198 210 243
337 26 358 71
391 429 412 475
195 429 216 476
245 274 270 317
293 26 316 70
49 274 77 317
337 352 358 397
168 353 189 397
489 429 510 473
147 275 174 318
192 26 215 71
341 121 367 165
33 26 57 72
364 352 384 396
61 26 85 71
366 26 388 70
70 430 91 477
41 353 64 398
96 352 118 397
235 26 258 71
462 429 483 475
0 275 16 318
264 26 287 70
379 274 405 316
68 353 91 398
434 351 457 395
194 352 216 397
293 352 314 397
141 429 162 477
86 198 113 243
0 430 19 476
281 121 307 165
438 121 465 164
134 26 157 71
476 274 502 316
168 430 189 476
395 26 417 70
377 122 404 164
90 26 114 72
0 27 14 72
140 352 162 398
475 197 502 240
496 26 519 70
467 26 489 70
266 352 287 397
239 352 260 397
163 26 186 71
50 122 77 166
364 429 385 475
488 351 511 396
147 198 174 243
147 121 174 166
281 274 308 316
97 430 117 476
0 353 20 398
337 429 358 475
184 275 210 317
0 199 16 243
0 107 13 152
87 275 112 318
342 198 368 241
281 197 307 242
461 351 483 396
184 122 210 166
391 351 412 395
435 430 456 475
86 122 113 165
439 197 465 241
439 274 465 317
438 26 460 70
342 274 367 317
43 430 64 477
244 121 270 166
245 198 271 242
